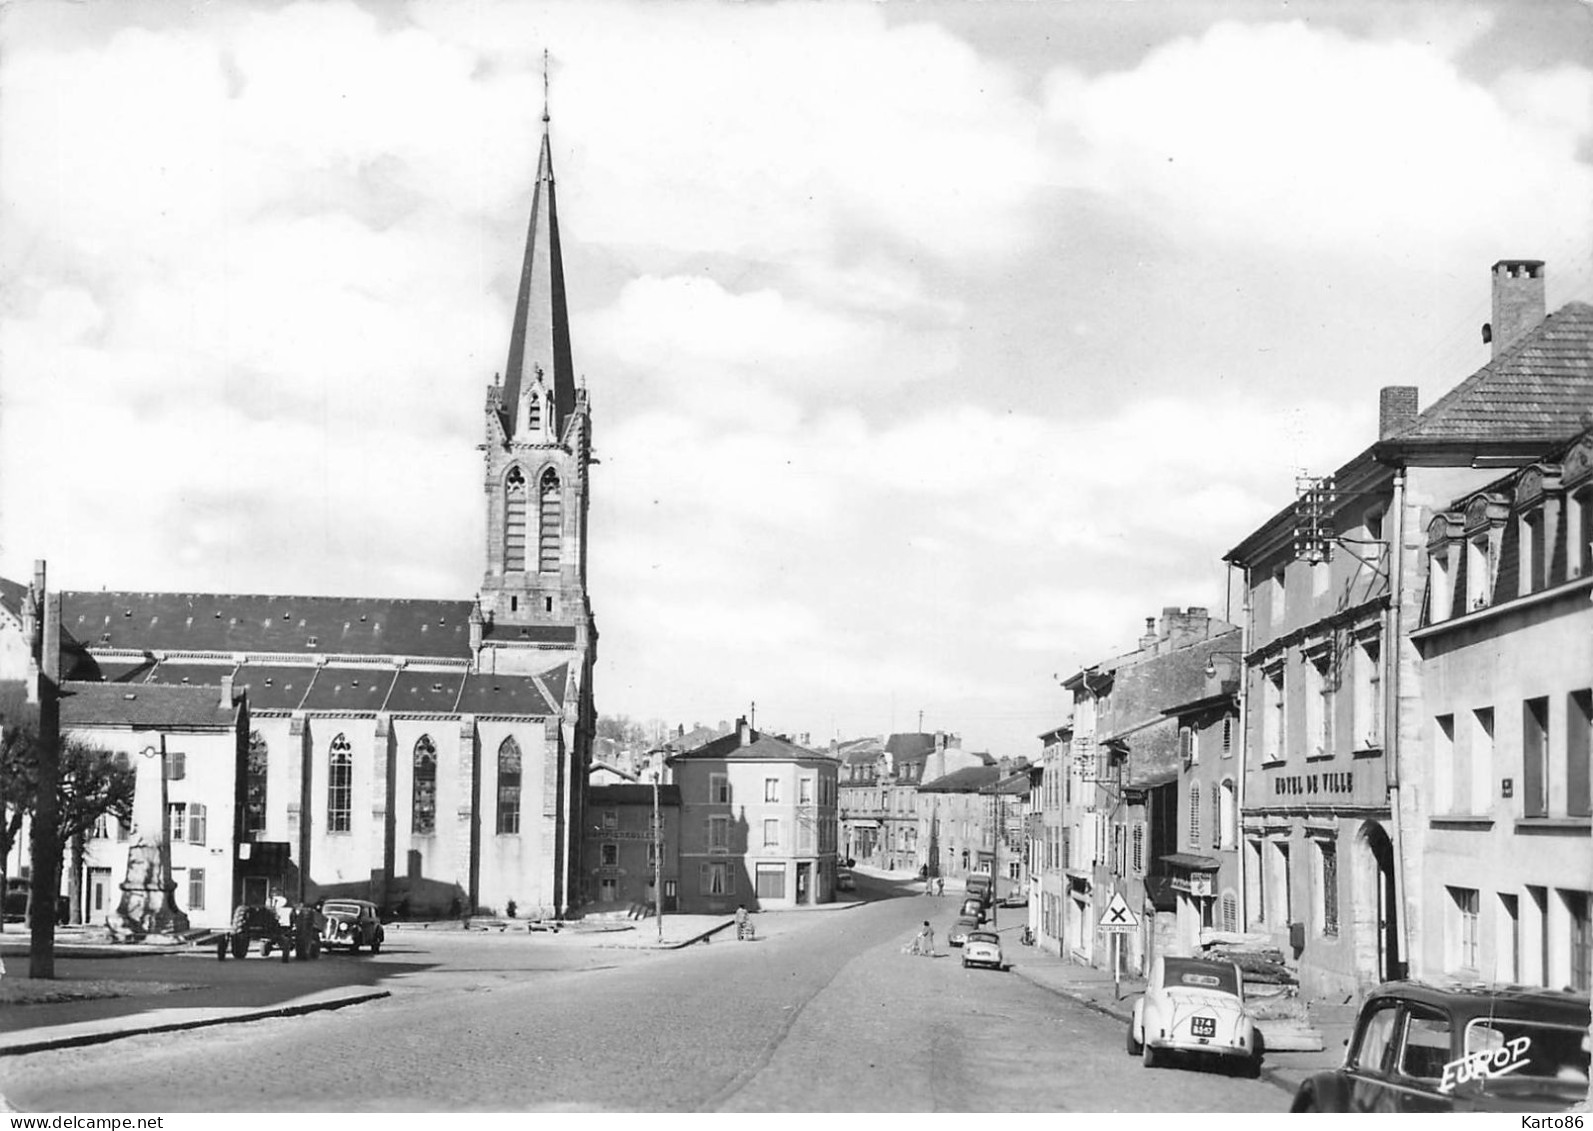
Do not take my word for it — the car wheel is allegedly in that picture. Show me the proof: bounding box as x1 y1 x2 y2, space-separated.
349 939 361 955
231 934 249 959
961 957 968 968
1126 1024 1143 1056
369 934 381 956
1142 1044 1161 1069
1289 1086 1318 1113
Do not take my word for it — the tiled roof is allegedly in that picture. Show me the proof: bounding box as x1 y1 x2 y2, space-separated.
0 577 27 620
1395 302 1593 443
667 728 836 764
383 669 469 715
62 592 477 659
456 672 557 716
229 665 323 712
300 669 395 713
885 732 937 758
920 765 1002 793
60 681 236 729
588 784 681 807
983 771 1031 796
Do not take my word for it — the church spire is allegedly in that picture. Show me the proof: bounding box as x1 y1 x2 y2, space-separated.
502 68 575 440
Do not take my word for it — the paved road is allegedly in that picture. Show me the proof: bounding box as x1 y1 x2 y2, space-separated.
0 887 1285 1112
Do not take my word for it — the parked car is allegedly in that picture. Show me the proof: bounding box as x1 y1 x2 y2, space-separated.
319 898 385 954
1290 982 1591 1113
836 868 856 892
947 916 979 948
962 929 1005 971
964 873 993 901
960 896 988 924
999 889 1028 909
1127 956 1262 1075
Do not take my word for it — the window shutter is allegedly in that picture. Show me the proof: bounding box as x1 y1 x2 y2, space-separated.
725 867 735 895
189 803 207 846
700 862 711 895
167 751 186 781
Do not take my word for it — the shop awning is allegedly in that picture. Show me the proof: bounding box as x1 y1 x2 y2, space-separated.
1159 853 1221 872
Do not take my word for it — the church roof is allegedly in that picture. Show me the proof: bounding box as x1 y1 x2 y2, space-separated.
60 681 237 730
501 119 576 439
62 591 478 659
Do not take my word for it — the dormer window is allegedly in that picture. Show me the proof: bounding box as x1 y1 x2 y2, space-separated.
1520 508 1546 595
1466 533 1492 610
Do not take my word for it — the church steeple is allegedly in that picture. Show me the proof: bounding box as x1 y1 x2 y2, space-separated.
502 97 575 440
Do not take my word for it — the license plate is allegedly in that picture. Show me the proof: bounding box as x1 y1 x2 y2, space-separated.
1190 1016 1216 1038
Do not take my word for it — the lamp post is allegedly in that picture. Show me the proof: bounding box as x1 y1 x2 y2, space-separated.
651 771 663 945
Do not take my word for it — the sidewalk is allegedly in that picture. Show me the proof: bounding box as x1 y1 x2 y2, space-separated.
1004 937 1355 1099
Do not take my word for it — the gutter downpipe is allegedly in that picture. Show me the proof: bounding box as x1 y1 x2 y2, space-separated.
1234 561 1252 930
1386 467 1413 979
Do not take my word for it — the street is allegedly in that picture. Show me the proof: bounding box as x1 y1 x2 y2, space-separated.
0 883 1286 1112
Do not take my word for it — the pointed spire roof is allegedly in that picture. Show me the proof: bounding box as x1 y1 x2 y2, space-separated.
502 108 576 439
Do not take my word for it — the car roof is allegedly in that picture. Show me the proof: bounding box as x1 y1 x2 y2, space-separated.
1364 981 1591 1023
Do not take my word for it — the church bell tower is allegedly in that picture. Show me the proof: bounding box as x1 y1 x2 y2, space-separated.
479 105 594 673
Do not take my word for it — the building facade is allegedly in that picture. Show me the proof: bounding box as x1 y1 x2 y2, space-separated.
666 718 840 912
583 783 680 913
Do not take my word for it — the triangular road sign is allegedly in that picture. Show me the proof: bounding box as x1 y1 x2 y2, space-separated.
1099 890 1139 929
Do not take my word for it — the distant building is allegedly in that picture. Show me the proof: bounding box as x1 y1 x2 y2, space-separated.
584 782 679 913
666 717 840 912
916 763 1002 882
834 735 885 863
1035 724 1071 956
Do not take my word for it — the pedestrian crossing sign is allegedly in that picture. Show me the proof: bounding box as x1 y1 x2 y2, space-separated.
1099 890 1139 932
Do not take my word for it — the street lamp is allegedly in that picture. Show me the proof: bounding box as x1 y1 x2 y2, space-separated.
651 771 663 945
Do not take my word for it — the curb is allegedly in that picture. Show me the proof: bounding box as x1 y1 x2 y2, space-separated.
0 990 391 1057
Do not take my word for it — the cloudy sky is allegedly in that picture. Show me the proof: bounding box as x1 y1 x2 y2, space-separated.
2 0 1590 756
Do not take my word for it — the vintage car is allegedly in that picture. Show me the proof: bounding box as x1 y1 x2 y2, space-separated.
1290 982 1591 1113
320 898 385 954
835 868 856 892
960 896 989 924
1127 956 1262 1075
962 929 1005 971
947 916 979 948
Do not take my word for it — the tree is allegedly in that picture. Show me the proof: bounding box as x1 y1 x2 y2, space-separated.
0 685 134 930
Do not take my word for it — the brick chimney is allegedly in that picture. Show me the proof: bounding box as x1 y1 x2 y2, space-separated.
220 673 235 709
737 716 752 746
1486 259 1546 359
1139 615 1160 650
1380 386 1419 439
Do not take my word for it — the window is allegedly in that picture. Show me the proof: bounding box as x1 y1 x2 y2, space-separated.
1397 1008 1453 1082
603 809 618 832
1352 1004 1399 1072
646 839 659 867
412 736 437 836
1263 666 1285 763
601 842 618 866
1447 886 1480 971
1270 564 1286 624
1521 510 1546 594
187 803 207 846
1187 784 1201 848
187 868 205 912
1247 840 1265 926
491 737 523 835
756 862 786 900
763 818 780 847
799 777 813 805
1497 892 1521 983
92 814 108 840
1570 690 1592 818
1433 714 1455 814
1210 784 1221 849
166 802 186 845
1467 533 1493 610
764 777 780 803
538 467 561 572
1523 697 1549 818
1471 708 1495 815
1219 780 1237 849
709 774 730 804
504 466 527 572
708 816 729 853
1180 726 1196 765
1428 545 1453 623
327 734 352 833
1273 841 1292 925
245 731 268 836
1528 885 1550 986
1221 716 1234 757
599 877 617 903
1131 822 1144 874
1305 652 1332 757
1319 840 1338 937
1222 892 1237 933
1354 638 1382 749
700 861 733 896
1565 890 1590 992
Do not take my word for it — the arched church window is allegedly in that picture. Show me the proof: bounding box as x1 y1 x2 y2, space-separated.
245 731 269 836
538 467 561 572
497 737 522 835
328 734 353 833
504 466 527 572
413 735 437 836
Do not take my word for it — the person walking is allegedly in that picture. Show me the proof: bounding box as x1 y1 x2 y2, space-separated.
935 876 944 897
917 920 934 957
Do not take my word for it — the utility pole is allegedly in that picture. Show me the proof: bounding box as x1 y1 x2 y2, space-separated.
990 790 999 931
652 771 663 945
30 567 60 979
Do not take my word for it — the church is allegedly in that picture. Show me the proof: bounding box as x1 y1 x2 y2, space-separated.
1 113 598 927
